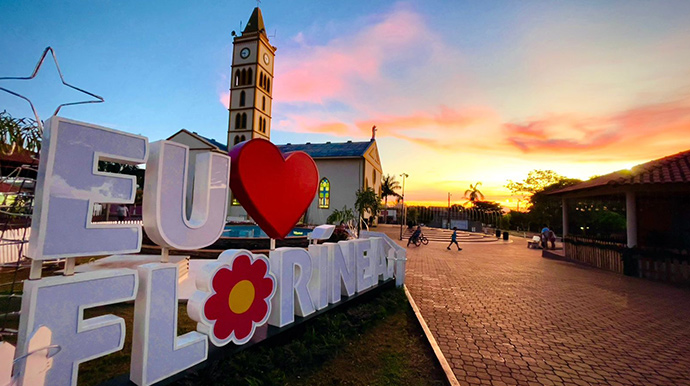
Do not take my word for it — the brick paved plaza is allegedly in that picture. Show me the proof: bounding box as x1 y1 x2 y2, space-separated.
382 226 690 386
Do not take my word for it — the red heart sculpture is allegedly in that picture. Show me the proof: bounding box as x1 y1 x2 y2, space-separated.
229 138 318 239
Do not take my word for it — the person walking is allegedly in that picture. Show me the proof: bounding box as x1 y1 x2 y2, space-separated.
447 227 462 251
117 204 129 222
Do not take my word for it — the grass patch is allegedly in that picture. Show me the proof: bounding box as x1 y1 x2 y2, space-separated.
175 286 447 386
23 283 444 386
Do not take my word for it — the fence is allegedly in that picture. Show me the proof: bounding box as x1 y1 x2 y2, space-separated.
0 220 143 264
637 252 690 283
564 236 625 274
564 236 690 284
0 227 31 265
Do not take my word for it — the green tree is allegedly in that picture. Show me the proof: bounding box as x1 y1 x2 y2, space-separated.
355 188 381 234
471 200 502 211
0 110 41 155
326 206 355 226
464 182 484 202
505 170 564 205
528 178 581 234
380 174 401 204
379 174 401 223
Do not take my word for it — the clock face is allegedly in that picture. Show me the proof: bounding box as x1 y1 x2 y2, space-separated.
263 53 270 65
240 48 250 59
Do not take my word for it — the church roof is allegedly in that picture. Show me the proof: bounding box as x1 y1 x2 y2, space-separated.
549 148 690 195
243 7 266 34
278 141 373 158
193 133 372 159
202 136 229 153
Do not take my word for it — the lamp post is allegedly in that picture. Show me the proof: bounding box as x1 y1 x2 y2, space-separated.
447 192 452 229
399 173 408 240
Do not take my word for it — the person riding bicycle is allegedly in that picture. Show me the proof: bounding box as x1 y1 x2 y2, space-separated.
407 225 422 247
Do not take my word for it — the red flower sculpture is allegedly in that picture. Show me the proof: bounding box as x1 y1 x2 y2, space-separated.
190 251 275 346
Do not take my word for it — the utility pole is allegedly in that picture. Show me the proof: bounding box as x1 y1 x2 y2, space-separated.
447 192 452 229
399 173 408 240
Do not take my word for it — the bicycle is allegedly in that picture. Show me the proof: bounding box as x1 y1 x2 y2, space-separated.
413 235 429 247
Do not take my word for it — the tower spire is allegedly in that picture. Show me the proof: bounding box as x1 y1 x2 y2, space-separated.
243 7 266 34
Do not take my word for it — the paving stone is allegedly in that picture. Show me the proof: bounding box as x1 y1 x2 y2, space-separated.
385 228 690 386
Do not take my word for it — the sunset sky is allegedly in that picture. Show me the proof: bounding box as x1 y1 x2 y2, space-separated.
2 1 690 208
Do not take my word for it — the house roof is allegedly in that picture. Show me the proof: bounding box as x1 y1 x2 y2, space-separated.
549 149 690 195
277 141 373 158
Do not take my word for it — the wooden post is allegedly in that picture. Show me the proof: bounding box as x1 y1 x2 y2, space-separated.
625 191 637 248
561 197 569 238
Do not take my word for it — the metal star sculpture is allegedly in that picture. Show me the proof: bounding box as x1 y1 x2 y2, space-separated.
0 46 104 131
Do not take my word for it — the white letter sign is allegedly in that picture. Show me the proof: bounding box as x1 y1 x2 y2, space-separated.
143 141 230 250
14 269 138 386
28 117 148 259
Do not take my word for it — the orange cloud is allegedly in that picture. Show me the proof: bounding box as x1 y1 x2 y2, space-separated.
503 97 690 159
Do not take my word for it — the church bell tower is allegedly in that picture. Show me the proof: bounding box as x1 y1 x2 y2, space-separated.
227 7 276 146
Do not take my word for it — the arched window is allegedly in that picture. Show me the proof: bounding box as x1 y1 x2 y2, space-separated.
239 91 246 106
266 79 271 93
262 96 266 111
234 70 240 86
247 68 253 84
234 135 240 145
241 69 247 85
318 178 330 209
372 170 377 190
241 113 247 129
241 135 246 141
260 72 264 88
235 113 241 130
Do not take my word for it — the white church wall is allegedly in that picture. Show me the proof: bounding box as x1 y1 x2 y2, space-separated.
306 159 363 225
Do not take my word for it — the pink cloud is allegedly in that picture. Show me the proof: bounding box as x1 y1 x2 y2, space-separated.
219 91 230 109
272 4 432 105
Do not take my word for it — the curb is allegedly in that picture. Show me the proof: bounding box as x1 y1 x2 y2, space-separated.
404 285 460 386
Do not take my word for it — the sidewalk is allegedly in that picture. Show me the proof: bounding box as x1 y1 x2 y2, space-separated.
375 225 690 386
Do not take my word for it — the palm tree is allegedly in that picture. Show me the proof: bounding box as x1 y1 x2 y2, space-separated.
380 174 401 223
464 182 484 203
355 188 381 235
0 110 41 156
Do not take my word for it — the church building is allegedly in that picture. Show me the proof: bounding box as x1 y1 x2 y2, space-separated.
168 7 382 226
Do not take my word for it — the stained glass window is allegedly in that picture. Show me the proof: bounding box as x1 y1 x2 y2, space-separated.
318 178 330 209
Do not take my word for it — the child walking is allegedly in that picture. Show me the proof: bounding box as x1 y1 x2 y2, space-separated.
447 227 462 251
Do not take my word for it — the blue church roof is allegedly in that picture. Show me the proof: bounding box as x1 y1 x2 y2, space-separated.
277 141 372 158
196 133 372 159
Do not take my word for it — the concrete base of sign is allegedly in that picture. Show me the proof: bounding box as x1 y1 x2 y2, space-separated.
72 255 190 282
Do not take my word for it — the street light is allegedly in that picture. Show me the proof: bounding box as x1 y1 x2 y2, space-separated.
399 173 408 240
447 192 452 229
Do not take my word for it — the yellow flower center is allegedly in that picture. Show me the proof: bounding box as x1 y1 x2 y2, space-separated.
228 280 255 314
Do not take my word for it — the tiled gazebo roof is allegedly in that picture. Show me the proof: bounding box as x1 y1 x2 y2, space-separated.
550 149 690 195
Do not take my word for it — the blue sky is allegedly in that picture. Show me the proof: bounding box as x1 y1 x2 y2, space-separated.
3 1 690 206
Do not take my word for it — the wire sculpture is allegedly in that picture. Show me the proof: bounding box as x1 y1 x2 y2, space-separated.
0 46 104 341
0 46 104 131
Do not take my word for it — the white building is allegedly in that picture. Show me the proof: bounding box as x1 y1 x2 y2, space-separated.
168 7 383 225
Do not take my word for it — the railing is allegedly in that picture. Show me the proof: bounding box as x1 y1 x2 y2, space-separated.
634 249 690 283
0 221 143 264
564 236 690 283
0 227 31 265
564 236 625 274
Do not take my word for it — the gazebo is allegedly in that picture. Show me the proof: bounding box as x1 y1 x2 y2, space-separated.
548 149 690 283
